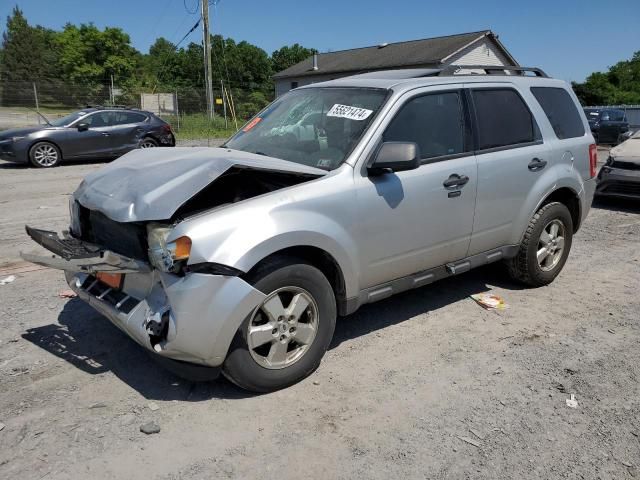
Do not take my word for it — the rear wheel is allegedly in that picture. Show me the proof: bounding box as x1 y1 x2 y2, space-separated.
29 141 61 168
139 137 158 148
223 257 336 392
507 202 573 287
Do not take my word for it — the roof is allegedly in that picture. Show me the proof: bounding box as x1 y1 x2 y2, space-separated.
273 30 517 79
296 71 565 95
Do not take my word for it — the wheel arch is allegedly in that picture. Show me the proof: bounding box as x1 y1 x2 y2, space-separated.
539 187 582 233
241 245 350 316
28 138 64 161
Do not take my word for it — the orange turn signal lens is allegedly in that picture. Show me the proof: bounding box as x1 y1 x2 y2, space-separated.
172 236 192 260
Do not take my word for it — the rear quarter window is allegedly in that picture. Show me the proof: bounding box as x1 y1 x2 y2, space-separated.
531 87 585 139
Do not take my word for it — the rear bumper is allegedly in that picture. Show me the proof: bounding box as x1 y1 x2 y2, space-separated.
596 168 640 199
22 226 266 367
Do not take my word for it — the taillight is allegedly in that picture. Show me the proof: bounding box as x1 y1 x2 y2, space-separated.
162 124 172 134
589 144 597 178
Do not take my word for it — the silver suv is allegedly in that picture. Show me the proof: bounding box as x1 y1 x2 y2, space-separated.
24 66 597 392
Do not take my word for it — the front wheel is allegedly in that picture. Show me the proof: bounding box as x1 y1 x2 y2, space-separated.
223 257 336 392
29 141 61 168
507 202 573 287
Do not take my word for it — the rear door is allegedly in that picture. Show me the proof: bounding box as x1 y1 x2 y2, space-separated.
467 84 552 255
354 86 478 288
107 111 148 155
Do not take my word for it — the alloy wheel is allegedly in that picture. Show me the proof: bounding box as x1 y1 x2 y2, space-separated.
33 144 59 166
537 219 566 272
247 287 319 369
140 140 156 148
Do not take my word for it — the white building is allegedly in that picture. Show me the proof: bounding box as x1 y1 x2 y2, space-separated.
274 30 518 97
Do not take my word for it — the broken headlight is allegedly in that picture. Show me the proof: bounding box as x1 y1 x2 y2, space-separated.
69 198 81 237
147 224 192 272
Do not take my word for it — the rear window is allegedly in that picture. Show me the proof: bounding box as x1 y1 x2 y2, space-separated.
531 87 585 139
472 89 539 150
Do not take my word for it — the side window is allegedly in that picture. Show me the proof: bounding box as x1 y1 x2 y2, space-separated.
83 112 112 127
112 112 147 125
608 110 625 122
383 92 465 159
531 87 585 139
472 89 539 150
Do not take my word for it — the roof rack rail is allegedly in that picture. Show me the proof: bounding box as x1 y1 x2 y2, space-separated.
84 104 137 110
440 65 549 78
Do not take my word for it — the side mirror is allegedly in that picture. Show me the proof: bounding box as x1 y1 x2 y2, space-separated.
368 142 420 175
77 123 89 132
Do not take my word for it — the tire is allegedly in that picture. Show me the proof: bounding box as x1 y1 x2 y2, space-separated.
29 141 61 168
223 257 336 393
139 137 158 148
506 202 573 287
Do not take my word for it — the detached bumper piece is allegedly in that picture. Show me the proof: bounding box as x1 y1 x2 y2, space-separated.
22 226 150 273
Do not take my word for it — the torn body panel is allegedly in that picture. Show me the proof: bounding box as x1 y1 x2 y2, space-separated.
22 227 150 273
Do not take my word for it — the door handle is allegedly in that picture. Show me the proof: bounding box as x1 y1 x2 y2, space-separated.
528 158 547 171
101 132 110 137
443 174 469 188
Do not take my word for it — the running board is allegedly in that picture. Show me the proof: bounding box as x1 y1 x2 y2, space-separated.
352 245 519 312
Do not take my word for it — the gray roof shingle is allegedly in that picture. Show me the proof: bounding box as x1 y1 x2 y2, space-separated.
274 30 502 79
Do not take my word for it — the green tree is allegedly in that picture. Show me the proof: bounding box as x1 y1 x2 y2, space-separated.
271 43 317 74
55 23 139 85
573 51 640 105
0 6 59 105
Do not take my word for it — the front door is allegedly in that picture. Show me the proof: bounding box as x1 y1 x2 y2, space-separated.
66 111 114 159
354 88 478 289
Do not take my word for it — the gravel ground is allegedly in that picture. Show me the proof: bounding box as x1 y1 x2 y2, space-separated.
1 148 639 480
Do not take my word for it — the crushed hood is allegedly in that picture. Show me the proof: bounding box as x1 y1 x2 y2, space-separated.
610 131 640 163
74 147 327 222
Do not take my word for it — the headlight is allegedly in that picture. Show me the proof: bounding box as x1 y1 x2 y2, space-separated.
147 224 192 272
69 199 81 237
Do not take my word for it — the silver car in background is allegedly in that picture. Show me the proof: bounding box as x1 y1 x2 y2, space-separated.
23 66 597 392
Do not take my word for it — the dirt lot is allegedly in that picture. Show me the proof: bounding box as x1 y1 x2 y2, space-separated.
0 149 639 480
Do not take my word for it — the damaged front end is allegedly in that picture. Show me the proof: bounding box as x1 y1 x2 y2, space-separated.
20 148 325 372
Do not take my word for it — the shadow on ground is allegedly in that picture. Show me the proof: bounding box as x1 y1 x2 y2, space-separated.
22 264 521 399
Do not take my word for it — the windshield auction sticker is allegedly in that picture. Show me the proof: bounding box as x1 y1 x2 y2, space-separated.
242 117 262 132
327 104 373 121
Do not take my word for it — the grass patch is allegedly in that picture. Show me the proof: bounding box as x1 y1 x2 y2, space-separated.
166 114 240 140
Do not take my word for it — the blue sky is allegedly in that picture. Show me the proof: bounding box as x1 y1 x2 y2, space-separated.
2 0 639 82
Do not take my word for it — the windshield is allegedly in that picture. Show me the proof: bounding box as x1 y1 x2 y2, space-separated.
225 87 388 170
49 111 88 127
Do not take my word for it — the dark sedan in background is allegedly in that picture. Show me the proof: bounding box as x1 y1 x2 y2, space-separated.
0 107 175 167
583 107 629 145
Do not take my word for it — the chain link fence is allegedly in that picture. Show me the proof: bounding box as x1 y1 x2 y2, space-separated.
0 79 273 139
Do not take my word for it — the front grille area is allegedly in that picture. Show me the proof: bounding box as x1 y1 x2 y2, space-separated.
603 182 640 196
78 204 149 261
611 160 640 171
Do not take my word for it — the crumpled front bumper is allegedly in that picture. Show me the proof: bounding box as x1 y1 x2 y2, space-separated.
65 269 265 367
22 226 266 367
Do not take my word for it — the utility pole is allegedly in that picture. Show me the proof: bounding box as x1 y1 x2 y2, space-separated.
221 79 227 128
201 0 214 119
110 74 115 105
